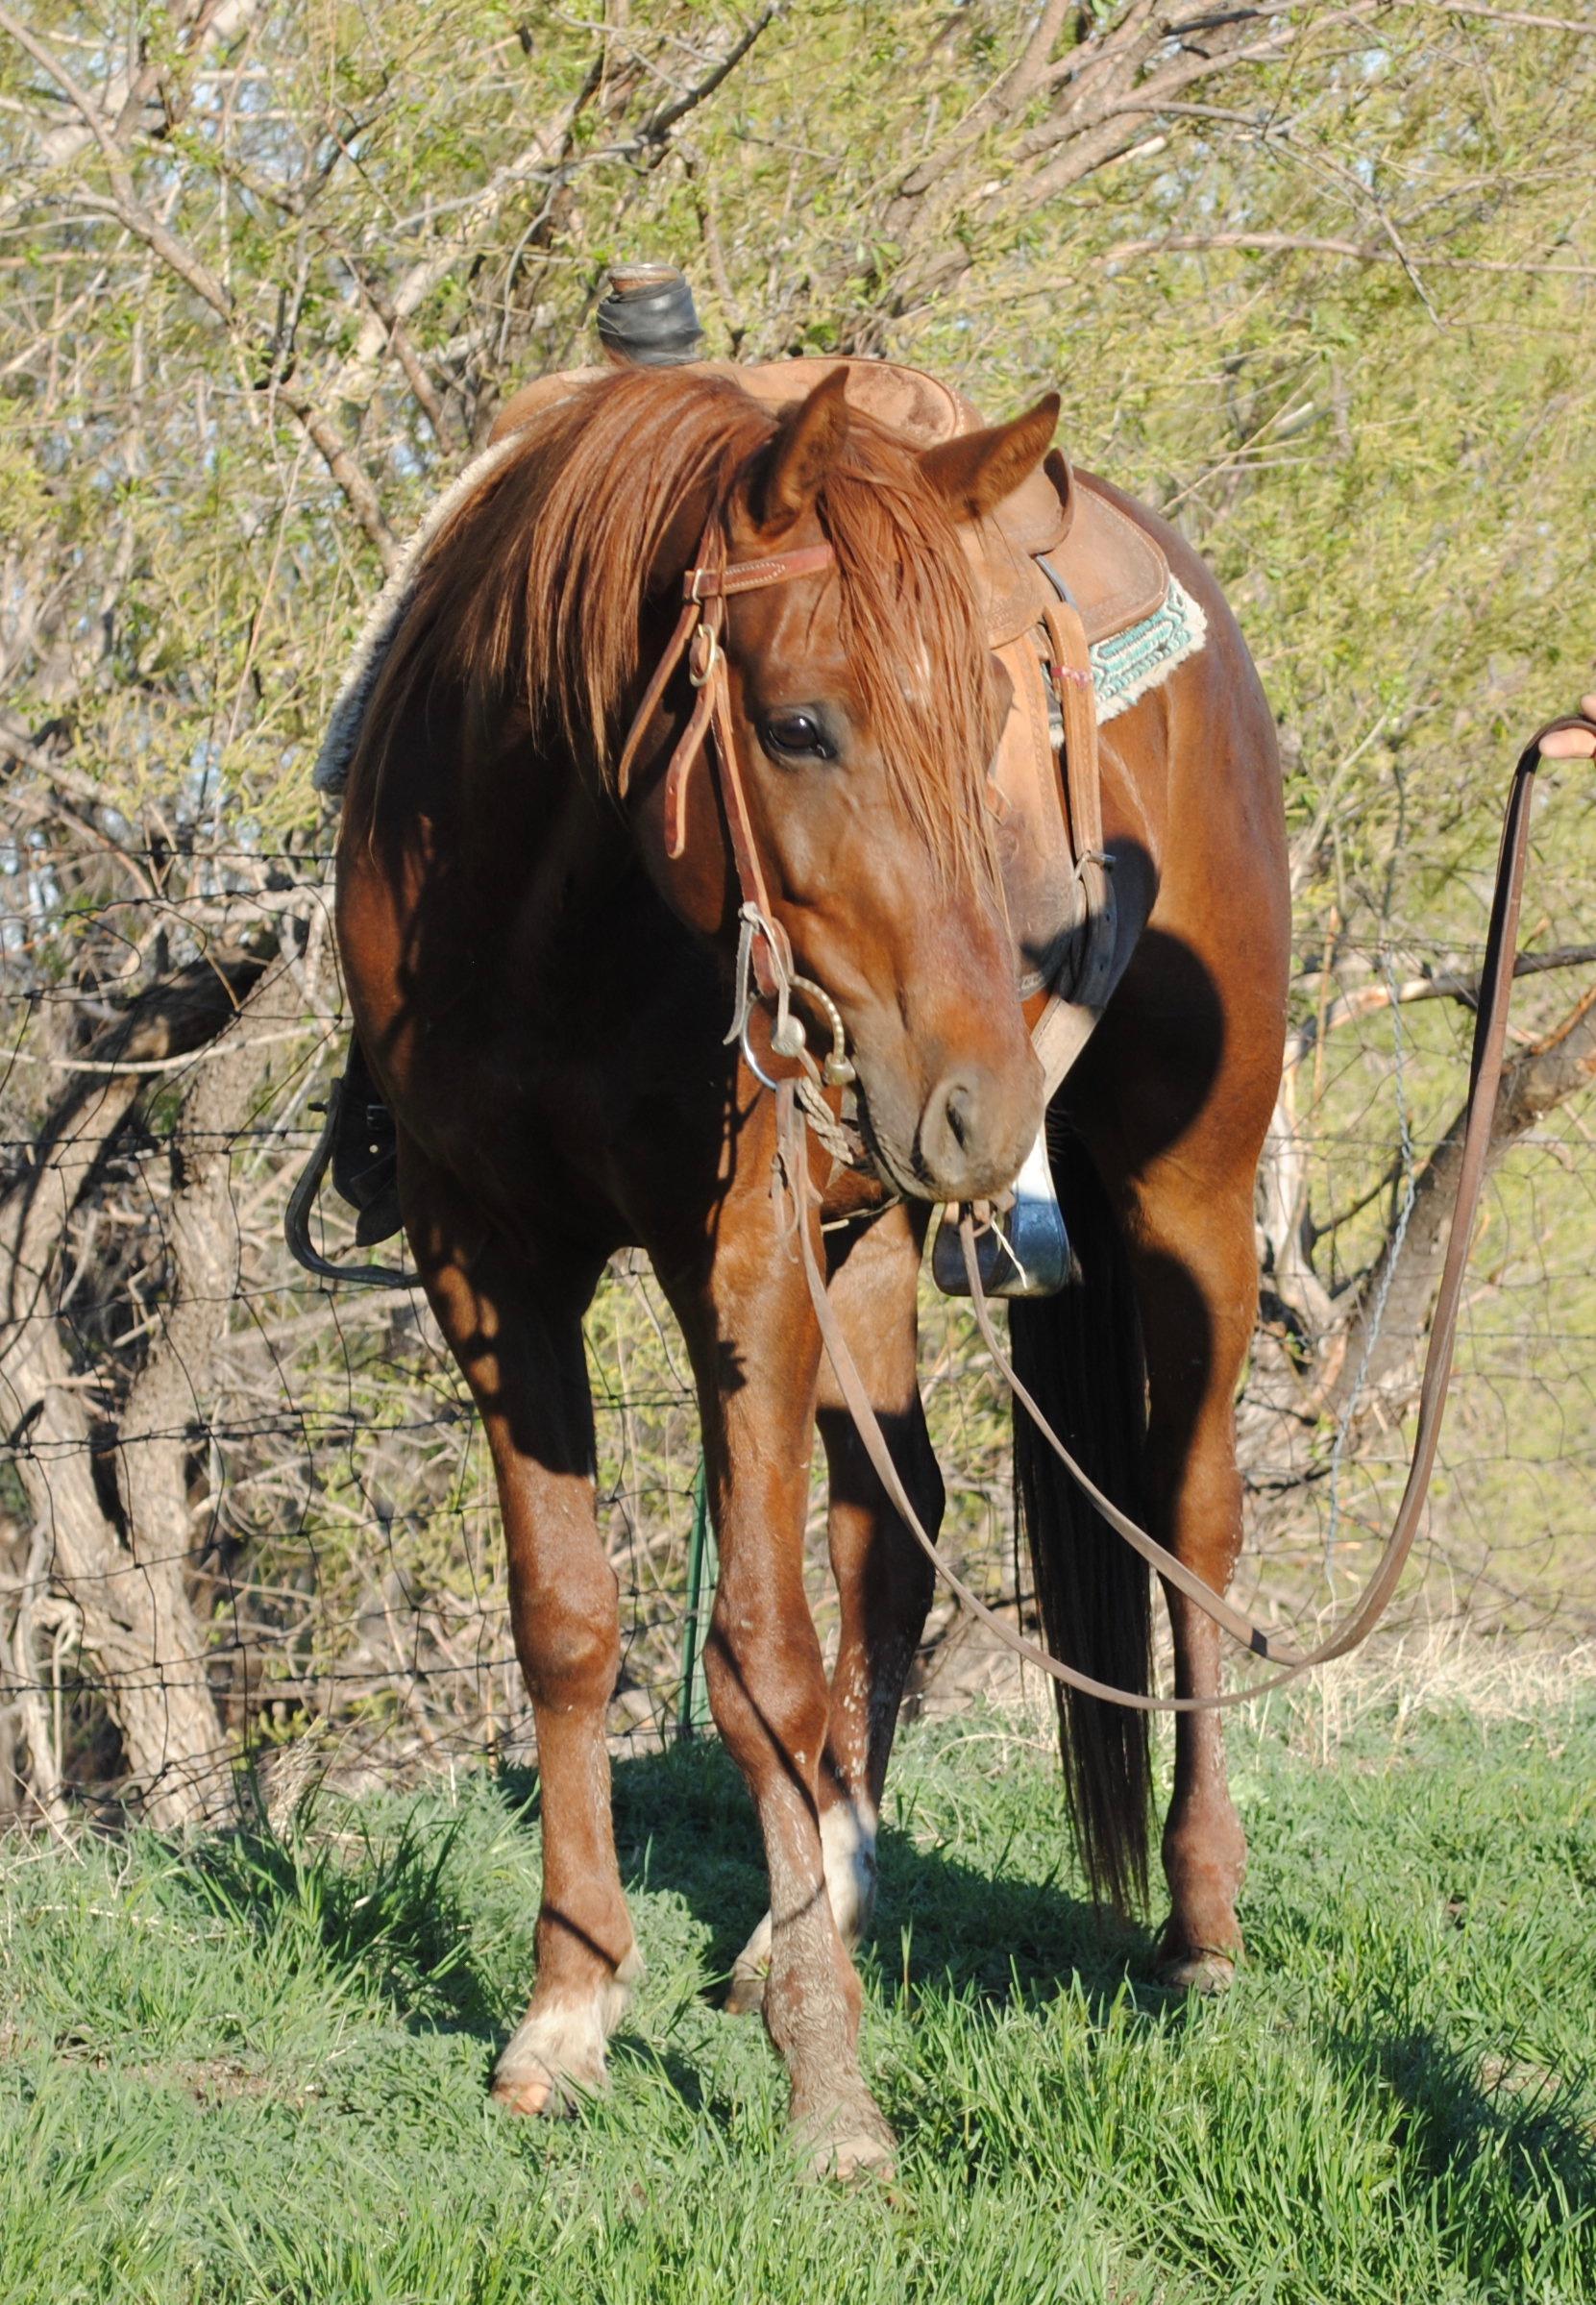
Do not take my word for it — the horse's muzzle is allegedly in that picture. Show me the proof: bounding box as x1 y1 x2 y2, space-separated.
882 1057 1042 1204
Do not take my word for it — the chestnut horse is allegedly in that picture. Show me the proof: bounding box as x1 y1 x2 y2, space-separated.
331 363 1289 2177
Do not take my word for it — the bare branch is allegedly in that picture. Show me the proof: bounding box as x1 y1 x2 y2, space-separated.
1098 231 1596 280
0 11 399 566
908 0 1083 184
1402 0 1596 30
322 60 605 417
1330 987 1596 1414
632 5 779 143
1289 946 1596 1069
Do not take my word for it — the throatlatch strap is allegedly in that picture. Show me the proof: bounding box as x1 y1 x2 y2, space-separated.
1024 592 1121 1097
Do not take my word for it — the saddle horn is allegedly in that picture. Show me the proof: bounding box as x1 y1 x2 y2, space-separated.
596 263 704 368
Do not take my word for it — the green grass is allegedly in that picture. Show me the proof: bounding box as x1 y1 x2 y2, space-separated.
2 1672 1593 2305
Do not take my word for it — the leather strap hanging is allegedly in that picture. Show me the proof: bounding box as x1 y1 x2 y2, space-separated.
1029 591 1122 1096
616 527 836 998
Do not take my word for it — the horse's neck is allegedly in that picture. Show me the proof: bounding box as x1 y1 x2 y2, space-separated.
454 737 634 985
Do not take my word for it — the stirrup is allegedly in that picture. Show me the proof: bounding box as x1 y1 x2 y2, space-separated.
930 1126 1071 1299
284 1070 411 1290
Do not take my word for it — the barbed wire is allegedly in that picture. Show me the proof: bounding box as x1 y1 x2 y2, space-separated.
4 863 1595 1827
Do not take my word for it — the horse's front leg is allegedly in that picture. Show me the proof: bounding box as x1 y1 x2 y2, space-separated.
663 1143 896 2181
727 1200 940 2016
402 1147 639 2114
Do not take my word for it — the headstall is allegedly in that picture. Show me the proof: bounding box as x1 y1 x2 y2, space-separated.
616 523 858 1128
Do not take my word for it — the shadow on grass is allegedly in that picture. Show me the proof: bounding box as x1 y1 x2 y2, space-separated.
155 1735 1170 2093
594 1737 1165 2023
1326 2015 1596 2276
172 1800 504 2039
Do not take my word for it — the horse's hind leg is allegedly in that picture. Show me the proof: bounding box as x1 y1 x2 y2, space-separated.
402 1151 637 2114
726 1202 939 2015
1118 1154 1262 1989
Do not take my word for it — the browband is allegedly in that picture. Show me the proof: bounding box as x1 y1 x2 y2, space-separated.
616 533 838 817
681 542 836 600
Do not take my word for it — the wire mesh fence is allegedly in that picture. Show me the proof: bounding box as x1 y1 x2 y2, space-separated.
4 848 1595 1827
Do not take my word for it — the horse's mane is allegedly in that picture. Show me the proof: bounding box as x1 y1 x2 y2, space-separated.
350 365 999 895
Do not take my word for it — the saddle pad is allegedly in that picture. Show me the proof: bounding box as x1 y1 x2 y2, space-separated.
1091 574 1208 724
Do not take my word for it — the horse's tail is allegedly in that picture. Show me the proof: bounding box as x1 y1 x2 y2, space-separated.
1009 1128 1153 1914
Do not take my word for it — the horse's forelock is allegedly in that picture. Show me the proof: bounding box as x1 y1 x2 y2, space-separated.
355 368 999 898
814 426 1002 900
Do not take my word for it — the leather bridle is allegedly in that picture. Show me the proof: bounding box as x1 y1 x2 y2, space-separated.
617 520 857 1099
619 511 1596 1711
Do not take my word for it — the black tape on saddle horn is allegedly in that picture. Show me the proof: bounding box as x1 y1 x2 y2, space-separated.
596 264 704 367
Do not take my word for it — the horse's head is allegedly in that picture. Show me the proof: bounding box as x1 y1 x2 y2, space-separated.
638 370 1053 1204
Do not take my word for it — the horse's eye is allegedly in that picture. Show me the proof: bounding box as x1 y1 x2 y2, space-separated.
760 710 836 762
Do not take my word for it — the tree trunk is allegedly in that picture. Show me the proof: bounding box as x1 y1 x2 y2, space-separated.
1237 983 1596 1552
1327 987 1596 1415
0 946 273 1827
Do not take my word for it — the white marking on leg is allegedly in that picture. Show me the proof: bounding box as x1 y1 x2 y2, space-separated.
730 1906 773 1988
493 1944 643 2112
729 1793 878 2002
819 1793 878 1948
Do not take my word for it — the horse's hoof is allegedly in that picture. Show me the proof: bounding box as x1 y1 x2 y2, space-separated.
814 2128 897 2186
492 2061 572 2119
491 2001 610 2117
724 1958 768 2017
1154 1942 1238 1995
725 1910 772 2015
798 2105 898 2186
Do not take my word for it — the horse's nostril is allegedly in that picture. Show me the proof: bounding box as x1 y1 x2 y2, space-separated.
918 1068 1019 1197
908 1050 1043 1202
943 1081 973 1152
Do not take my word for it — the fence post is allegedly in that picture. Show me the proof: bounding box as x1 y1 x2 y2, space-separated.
675 1457 718 1738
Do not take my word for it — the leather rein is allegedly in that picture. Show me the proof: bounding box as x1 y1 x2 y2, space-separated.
620 517 1596 1711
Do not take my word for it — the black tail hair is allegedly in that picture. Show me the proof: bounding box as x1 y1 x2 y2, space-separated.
1009 1127 1152 1914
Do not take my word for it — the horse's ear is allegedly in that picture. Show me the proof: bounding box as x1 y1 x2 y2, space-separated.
921 394 1061 523
749 367 851 534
